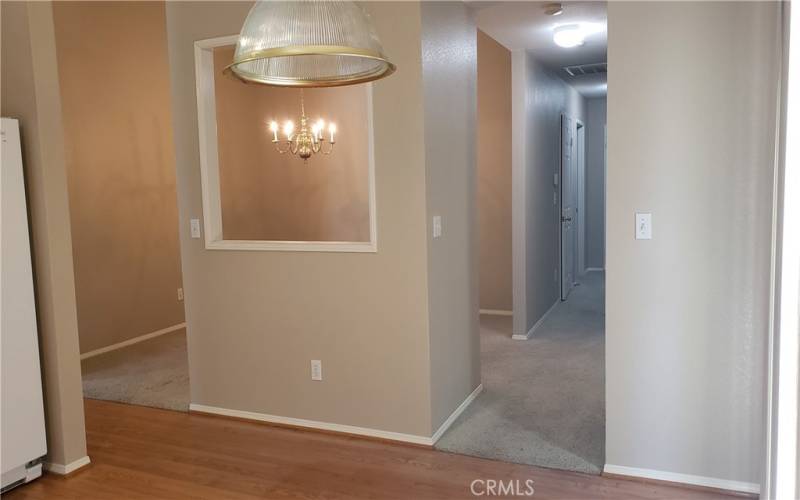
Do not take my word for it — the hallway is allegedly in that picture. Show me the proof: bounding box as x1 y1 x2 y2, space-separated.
436 272 605 474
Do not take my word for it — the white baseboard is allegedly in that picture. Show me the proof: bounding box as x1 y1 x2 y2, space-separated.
44 455 91 475
431 384 483 444
512 300 559 340
603 464 759 495
192 386 483 448
80 323 187 360
190 403 436 446
479 309 513 316
585 267 604 272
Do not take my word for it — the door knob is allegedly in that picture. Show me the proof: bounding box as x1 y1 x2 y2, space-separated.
561 216 572 222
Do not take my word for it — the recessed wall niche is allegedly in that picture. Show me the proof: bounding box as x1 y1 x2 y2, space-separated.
195 37 376 252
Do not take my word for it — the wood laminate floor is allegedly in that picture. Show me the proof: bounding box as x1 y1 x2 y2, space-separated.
6 399 744 499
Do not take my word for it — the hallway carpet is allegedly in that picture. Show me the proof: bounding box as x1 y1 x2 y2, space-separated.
81 329 190 412
436 271 605 474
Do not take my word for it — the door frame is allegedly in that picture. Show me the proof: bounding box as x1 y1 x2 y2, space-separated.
576 120 586 277
559 113 578 301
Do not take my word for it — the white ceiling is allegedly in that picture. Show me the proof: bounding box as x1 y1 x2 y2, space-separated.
472 1 608 98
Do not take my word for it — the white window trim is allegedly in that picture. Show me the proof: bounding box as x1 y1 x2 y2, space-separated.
193 35 378 253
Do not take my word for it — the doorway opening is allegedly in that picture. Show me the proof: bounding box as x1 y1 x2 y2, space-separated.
52 2 190 413
436 1 608 475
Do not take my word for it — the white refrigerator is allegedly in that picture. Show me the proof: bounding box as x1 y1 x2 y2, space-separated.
1 118 48 492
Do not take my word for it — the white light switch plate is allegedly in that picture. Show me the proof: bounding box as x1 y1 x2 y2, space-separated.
190 218 201 239
432 215 442 239
635 213 652 240
311 360 322 381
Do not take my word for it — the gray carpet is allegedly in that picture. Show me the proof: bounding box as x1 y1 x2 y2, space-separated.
436 271 605 474
81 329 190 412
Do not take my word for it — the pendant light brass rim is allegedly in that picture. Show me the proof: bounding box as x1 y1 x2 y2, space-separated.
223 44 396 88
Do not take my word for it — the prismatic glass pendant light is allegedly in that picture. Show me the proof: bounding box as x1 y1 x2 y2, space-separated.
225 0 396 88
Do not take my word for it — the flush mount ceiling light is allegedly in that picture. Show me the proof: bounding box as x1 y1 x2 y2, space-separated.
225 0 396 87
553 24 585 48
553 23 604 48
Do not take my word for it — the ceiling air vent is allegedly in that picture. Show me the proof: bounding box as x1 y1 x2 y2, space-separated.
563 62 607 77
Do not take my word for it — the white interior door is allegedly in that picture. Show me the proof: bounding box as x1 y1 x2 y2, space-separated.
560 114 577 300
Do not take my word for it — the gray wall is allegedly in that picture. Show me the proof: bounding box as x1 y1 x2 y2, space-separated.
512 53 585 335
584 97 606 270
606 1 779 486
421 2 480 431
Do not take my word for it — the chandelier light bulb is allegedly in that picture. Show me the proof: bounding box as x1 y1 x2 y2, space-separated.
269 121 279 142
283 120 295 139
329 123 337 143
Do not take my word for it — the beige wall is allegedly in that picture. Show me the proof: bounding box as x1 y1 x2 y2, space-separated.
476 30 512 312
212 46 370 242
421 2 480 431
52 2 185 354
167 1 436 437
606 1 779 485
1 1 88 468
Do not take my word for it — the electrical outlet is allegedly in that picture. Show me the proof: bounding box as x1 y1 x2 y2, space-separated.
177 288 184 301
311 360 322 381
553 192 557 205
554 268 558 282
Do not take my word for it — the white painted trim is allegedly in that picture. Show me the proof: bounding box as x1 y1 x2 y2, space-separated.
44 456 91 475
585 267 605 272
193 35 378 253
479 309 513 316
80 323 186 360
603 464 759 495
431 384 483 444
189 403 435 446
512 300 559 340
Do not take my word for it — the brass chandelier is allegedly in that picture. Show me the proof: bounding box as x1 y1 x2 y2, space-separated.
225 0 396 163
269 90 335 162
